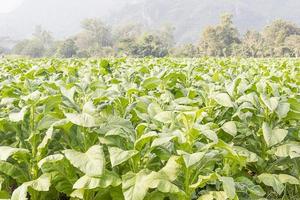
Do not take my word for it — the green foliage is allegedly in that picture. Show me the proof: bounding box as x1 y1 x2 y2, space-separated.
199 13 240 57
58 39 78 58
0 57 299 200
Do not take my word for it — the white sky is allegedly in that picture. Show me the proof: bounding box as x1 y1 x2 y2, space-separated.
0 0 24 13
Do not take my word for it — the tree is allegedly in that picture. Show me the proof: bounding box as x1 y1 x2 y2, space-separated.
33 25 53 49
12 39 45 58
58 39 78 58
199 13 240 57
284 35 300 57
172 44 199 57
81 18 112 47
133 33 169 57
114 23 143 56
158 24 176 50
113 23 173 57
262 20 300 56
241 30 265 57
0 46 7 55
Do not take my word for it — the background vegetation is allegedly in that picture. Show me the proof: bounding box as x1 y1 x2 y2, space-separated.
1 14 300 58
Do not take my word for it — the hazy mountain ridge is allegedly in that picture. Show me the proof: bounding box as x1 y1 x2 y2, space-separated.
1 0 299 43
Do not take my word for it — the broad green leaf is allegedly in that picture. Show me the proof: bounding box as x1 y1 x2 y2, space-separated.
11 173 52 200
0 146 29 161
213 93 234 107
147 172 182 195
159 156 181 181
198 191 228 200
278 174 299 185
70 189 84 199
190 173 219 189
182 152 205 168
134 131 158 150
261 95 279 112
147 103 162 118
60 86 76 103
8 106 28 122
63 145 105 177
233 146 258 162
275 102 290 118
262 122 288 147
142 77 161 90
153 111 173 123
65 113 99 127
82 101 97 115
0 190 10 199
36 114 59 130
219 176 236 199
221 121 237 137
257 173 284 195
0 161 28 183
108 147 138 167
151 136 176 148
201 129 218 143
275 142 300 158
235 176 265 197
122 170 151 200
73 170 121 189
38 154 64 168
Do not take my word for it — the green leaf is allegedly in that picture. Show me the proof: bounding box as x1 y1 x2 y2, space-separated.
153 111 173 123
147 103 162 118
219 176 236 199
0 161 28 183
142 77 161 90
11 173 52 200
8 106 28 122
275 142 300 158
151 136 176 148
122 158 181 200
65 112 99 128
275 102 290 118
257 173 284 195
73 170 121 189
63 145 105 177
108 147 138 167
0 190 10 199
198 191 228 200
278 174 299 185
213 93 234 107
0 146 29 161
38 154 64 168
221 121 237 137
233 146 258 162
159 156 181 181
260 95 279 112
122 170 151 200
190 173 219 189
181 151 206 168
134 131 158 150
201 129 218 143
262 122 288 147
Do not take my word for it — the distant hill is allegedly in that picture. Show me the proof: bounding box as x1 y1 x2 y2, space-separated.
0 0 299 43
112 0 300 43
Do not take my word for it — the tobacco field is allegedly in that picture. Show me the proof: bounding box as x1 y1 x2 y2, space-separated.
0 58 299 200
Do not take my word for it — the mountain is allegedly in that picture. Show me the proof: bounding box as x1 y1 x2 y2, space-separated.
0 0 299 43
112 0 300 43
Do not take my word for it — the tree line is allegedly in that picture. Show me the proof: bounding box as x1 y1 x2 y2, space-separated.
1 13 300 58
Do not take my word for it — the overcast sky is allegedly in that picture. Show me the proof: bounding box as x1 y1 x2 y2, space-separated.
0 0 24 13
